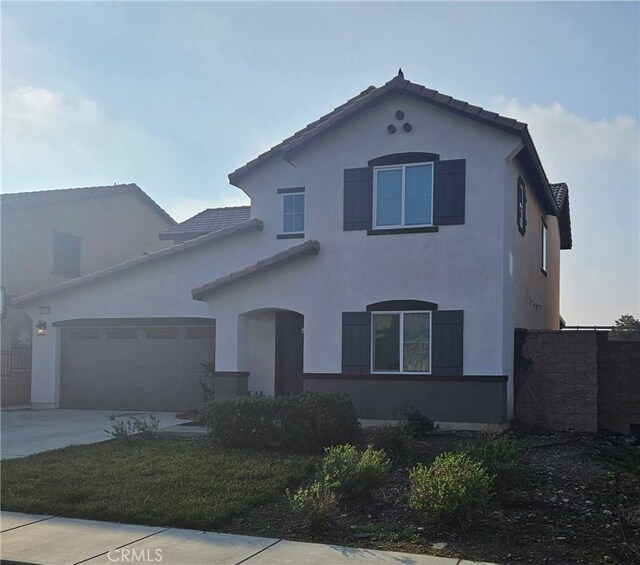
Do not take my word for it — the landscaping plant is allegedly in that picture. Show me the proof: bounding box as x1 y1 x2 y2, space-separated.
204 392 360 452
320 444 391 497
403 406 436 438
409 452 493 524
457 434 528 494
370 423 411 463
105 415 159 441
287 481 340 527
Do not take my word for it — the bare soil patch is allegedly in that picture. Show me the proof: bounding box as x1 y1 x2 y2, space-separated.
223 432 640 565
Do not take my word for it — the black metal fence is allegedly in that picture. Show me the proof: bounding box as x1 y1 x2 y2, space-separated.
1 347 32 377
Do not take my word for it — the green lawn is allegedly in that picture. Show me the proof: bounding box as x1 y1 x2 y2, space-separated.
1 438 316 530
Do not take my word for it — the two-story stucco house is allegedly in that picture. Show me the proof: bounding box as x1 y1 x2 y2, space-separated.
13 72 572 427
1 183 176 405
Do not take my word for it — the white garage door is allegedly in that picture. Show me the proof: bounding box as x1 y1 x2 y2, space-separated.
60 320 214 411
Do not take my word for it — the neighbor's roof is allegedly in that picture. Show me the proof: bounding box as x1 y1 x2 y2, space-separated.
12 219 263 307
192 239 320 300
228 71 560 217
160 206 250 240
1 184 176 226
550 182 573 250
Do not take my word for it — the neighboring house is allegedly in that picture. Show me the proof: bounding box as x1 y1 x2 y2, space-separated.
1 184 176 405
159 206 250 242
13 72 572 427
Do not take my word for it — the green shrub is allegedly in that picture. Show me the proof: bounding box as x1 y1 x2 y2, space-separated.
288 481 340 527
409 452 493 524
204 393 360 452
106 415 159 441
370 424 411 463
457 435 528 493
403 406 436 438
320 444 391 497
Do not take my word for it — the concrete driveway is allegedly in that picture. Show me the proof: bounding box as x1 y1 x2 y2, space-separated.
0 409 183 459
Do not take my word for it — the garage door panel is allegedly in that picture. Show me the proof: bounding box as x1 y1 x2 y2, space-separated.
60 322 214 411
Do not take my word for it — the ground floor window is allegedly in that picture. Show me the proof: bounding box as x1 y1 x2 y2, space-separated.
372 311 431 373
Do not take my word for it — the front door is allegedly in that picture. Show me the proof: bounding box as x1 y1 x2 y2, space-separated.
274 311 304 395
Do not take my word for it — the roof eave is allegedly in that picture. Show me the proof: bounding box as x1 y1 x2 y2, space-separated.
192 239 320 301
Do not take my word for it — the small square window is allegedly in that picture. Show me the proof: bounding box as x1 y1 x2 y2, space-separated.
282 193 305 233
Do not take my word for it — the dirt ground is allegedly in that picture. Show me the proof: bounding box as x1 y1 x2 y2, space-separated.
222 432 640 565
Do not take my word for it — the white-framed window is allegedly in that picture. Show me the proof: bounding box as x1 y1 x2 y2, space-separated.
282 192 305 233
371 311 431 374
541 218 548 274
373 162 434 229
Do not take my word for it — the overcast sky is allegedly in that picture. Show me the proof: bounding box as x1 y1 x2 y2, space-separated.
2 1 638 325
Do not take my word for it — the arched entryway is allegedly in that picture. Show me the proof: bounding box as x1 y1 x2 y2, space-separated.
239 308 304 396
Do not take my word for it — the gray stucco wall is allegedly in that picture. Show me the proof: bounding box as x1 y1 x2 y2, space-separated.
303 375 507 423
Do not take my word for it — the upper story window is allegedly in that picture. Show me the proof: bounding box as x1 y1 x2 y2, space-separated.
281 191 305 234
53 231 81 278
541 218 548 275
372 311 431 374
517 177 527 235
374 163 433 229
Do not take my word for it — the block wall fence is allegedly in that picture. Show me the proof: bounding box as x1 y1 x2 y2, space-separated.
514 330 640 434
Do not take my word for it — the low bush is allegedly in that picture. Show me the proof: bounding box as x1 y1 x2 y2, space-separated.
106 415 159 441
320 444 391 497
288 481 340 527
457 435 528 493
204 393 360 452
370 424 411 463
409 452 493 524
403 406 436 438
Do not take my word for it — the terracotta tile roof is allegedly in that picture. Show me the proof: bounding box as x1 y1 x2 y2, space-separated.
160 206 250 241
192 239 320 300
228 72 559 217
550 182 573 250
12 219 264 307
1 183 176 226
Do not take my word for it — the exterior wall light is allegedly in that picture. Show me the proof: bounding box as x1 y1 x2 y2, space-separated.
35 320 47 335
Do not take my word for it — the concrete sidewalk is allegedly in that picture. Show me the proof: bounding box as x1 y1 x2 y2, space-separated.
0 511 495 565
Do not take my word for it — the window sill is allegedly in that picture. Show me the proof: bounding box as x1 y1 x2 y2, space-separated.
367 226 439 236
540 267 548 277
277 233 305 239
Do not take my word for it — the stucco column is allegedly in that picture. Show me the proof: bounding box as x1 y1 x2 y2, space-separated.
304 308 342 374
214 312 242 372
30 324 61 408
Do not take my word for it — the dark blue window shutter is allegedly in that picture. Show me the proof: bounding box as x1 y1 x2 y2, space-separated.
431 310 464 375
433 159 465 225
342 312 371 373
343 168 373 231
517 178 527 235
